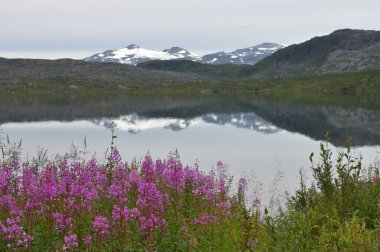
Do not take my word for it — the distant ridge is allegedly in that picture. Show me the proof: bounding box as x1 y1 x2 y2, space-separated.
253 29 380 75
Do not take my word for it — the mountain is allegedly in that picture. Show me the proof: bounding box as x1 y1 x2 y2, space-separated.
253 29 380 76
138 29 380 79
84 44 200 65
2 29 380 88
201 43 284 65
84 43 283 65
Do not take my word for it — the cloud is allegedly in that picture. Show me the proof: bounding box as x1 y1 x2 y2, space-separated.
1 0 379 56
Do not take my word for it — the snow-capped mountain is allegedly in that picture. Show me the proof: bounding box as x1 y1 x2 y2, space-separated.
84 44 200 65
84 43 284 65
201 43 284 64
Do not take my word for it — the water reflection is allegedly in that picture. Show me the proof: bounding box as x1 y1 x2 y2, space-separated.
92 113 279 134
1 93 380 147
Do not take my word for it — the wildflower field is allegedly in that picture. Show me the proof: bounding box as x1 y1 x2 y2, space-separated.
1 137 380 251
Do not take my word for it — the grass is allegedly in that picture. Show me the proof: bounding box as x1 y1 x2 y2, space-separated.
255 138 380 251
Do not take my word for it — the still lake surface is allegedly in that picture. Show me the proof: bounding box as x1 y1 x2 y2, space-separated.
1 93 380 197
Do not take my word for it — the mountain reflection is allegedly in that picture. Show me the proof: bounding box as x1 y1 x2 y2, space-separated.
91 113 279 134
1 93 379 147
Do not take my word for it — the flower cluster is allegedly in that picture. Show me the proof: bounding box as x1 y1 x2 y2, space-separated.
93 216 109 239
0 217 32 249
0 148 251 251
112 205 129 221
194 213 218 225
63 234 79 251
53 212 73 232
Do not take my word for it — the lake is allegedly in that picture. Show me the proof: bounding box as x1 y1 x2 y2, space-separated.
1 93 380 200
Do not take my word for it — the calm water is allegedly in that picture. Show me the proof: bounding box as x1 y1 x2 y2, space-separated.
1 93 380 196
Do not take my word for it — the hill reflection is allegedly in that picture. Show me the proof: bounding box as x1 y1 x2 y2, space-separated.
1 93 379 146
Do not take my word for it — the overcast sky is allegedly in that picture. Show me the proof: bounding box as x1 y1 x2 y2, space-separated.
1 0 380 58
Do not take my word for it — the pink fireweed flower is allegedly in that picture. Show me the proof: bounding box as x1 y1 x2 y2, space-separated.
129 169 140 186
63 197 76 212
139 214 167 233
37 169 58 212
252 196 261 207
238 177 248 205
231 195 238 205
53 212 73 232
137 182 164 213
20 166 40 214
108 166 130 203
0 168 16 213
108 184 124 199
130 208 141 218
163 193 170 204
192 171 217 201
141 154 155 183
238 178 247 193
107 148 122 165
5 216 20 225
86 158 108 194
247 238 259 249
0 195 22 216
84 234 92 246
93 216 109 238
154 159 165 178
165 153 185 193
136 180 166 234
0 167 13 195
194 213 218 225
216 201 231 217
112 205 130 221
216 161 229 197
184 166 197 184
205 189 216 201
57 168 73 196
0 218 33 249
63 234 79 251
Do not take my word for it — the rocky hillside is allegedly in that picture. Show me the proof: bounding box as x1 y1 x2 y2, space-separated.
253 29 380 76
